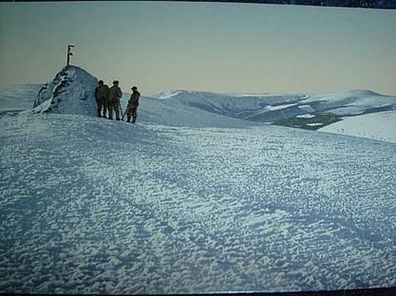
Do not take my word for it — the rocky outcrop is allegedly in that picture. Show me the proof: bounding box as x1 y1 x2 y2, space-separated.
33 66 98 116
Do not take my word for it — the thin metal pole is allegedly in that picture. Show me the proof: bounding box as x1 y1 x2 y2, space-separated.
66 44 74 67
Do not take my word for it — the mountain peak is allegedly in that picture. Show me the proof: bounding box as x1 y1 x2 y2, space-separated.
32 66 98 116
153 89 187 100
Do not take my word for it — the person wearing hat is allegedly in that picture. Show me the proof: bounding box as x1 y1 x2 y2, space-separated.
126 86 141 123
94 80 109 118
108 80 122 120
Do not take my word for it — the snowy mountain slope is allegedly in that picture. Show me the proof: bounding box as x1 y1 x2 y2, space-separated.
150 90 304 121
32 66 97 116
0 84 42 113
149 89 396 129
141 89 396 142
0 111 395 294
319 110 396 144
123 94 264 128
300 90 396 116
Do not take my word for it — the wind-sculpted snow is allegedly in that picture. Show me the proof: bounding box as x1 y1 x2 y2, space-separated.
1 112 395 294
32 66 97 116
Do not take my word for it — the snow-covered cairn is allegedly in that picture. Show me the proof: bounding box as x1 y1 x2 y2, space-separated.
33 65 98 116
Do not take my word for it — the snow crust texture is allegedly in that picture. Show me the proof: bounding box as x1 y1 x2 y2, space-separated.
1 112 395 294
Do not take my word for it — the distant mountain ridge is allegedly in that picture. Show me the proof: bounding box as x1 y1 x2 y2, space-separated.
149 89 396 130
0 84 42 113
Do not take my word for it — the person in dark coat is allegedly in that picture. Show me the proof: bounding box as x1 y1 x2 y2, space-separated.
126 86 141 123
108 80 122 120
94 80 109 117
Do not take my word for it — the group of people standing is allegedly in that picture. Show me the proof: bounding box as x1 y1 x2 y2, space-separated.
94 80 141 123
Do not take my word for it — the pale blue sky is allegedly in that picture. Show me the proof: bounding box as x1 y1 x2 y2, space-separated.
1 2 396 95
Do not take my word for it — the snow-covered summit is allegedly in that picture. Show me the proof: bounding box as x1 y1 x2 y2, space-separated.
32 66 97 116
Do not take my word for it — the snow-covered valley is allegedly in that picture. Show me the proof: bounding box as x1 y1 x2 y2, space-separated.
0 67 395 294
